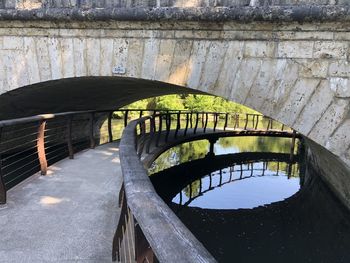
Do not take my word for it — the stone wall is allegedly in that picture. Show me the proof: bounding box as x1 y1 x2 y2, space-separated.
0 20 349 164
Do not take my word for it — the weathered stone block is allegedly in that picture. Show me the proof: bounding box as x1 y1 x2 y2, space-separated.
277 41 314 59
298 59 329 78
244 41 275 58
293 80 334 135
2 36 23 50
313 41 348 59
329 61 350 77
330 77 350 98
308 98 350 145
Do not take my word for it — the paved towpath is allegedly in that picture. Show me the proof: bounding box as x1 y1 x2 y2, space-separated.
0 143 122 263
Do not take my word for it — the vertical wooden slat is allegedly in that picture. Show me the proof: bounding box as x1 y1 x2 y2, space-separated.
108 111 113 143
37 120 48 175
67 116 74 159
0 127 6 204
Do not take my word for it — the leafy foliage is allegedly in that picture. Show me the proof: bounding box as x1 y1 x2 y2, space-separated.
122 94 260 114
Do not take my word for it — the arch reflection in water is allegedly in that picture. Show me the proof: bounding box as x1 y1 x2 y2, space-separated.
150 137 350 263
173 160 300 210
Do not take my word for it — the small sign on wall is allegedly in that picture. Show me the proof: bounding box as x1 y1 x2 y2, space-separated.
112 65 126 75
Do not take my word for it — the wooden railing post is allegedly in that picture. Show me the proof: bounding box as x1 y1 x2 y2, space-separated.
67 116 74 159
0 127 6 204
89 113 95 149
108 111 113 143
37 120 48 175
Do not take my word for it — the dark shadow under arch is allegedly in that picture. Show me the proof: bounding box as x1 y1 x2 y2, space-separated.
0 76 204 120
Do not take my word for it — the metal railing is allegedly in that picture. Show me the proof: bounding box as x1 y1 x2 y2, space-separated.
0 108 180 204
134 112 297 165
0 109 288 204
0 108 297 263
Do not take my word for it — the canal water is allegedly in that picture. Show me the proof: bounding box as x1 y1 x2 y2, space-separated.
150 137 350 263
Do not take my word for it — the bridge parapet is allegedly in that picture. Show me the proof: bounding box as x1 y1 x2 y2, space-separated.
1 0 349 10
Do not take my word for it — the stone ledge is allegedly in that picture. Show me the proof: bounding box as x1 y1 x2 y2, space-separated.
0 6 349 22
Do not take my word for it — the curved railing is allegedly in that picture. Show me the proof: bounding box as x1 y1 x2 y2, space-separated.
0 109 298 262
115 112 299 262
115 115 217 263
0 108 183 204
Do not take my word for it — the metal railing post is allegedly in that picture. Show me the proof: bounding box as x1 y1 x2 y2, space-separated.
244 114 249 130
89 113 95 149
224 113 228 131
174 112 180 138
156 115 162 147
184 113 189 136
213 113 218 131
108 111 113 143
0 127 6 204
67 116 74 159
255 115 259 130
124 110 129 128
37 120 48 175
165 113 171 142
204 113 208 133
194 112 199 134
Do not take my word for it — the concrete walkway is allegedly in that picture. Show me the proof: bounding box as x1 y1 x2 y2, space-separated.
0 143 122 263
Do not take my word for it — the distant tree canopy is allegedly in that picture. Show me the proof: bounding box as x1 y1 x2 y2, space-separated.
122 94 259 114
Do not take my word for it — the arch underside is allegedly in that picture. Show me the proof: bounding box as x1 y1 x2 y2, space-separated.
0 77 202 120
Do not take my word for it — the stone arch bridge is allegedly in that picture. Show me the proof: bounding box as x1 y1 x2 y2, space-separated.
0 1 350 204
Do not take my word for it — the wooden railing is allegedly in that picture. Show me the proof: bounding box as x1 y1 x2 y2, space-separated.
114 112 298 263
